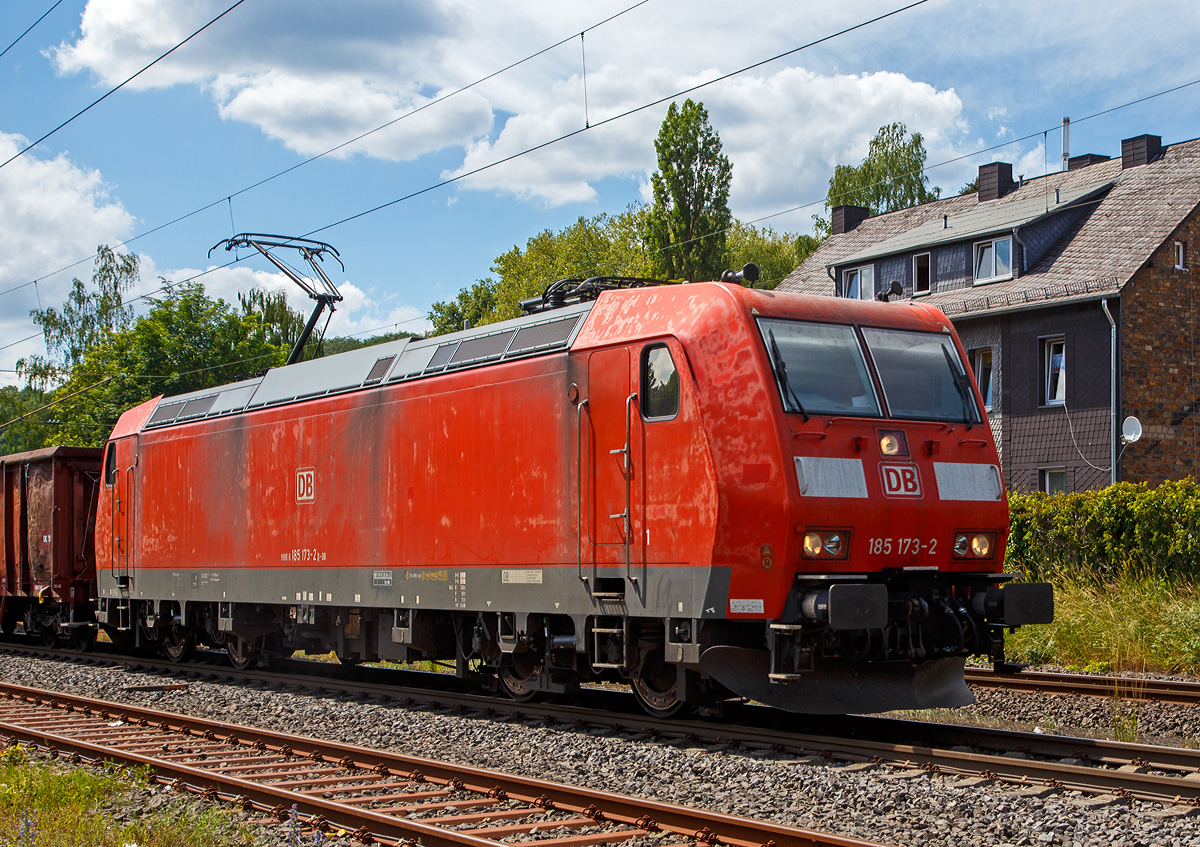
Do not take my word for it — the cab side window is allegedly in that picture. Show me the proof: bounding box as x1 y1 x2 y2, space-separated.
642 344 679 420
104 442 117 487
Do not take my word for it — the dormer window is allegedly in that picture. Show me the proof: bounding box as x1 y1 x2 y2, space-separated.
913 253 930 295
973 237 1012 284
843 266 874 300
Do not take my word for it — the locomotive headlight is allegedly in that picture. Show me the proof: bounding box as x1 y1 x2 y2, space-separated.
801 530 851 559
877 430 909 457
952 532 996 559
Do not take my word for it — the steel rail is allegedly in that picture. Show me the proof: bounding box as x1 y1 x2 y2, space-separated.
0 681 882 847
4 643 1200 806
965 667 1200 706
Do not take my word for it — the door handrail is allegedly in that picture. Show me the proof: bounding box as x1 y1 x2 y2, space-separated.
576 399 589 584
607 392 638 585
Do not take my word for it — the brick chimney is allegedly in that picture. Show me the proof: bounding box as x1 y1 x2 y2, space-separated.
1121 135 1162 169
1068 153 1110 171
977 162 1016 202
831 205 870 235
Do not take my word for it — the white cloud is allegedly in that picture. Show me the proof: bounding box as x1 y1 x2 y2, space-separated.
0 131 134 383
40 0 1200 235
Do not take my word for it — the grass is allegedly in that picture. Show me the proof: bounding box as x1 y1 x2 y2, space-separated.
0 747 256 847
1005 573 1200 675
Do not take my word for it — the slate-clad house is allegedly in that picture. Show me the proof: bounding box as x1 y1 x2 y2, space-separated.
778 134 1200 493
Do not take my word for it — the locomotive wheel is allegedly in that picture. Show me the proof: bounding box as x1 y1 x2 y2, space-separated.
497 653 541 702
630 662 687 718
38 626 58 648
164 628 195 662
225 636 257 670
71 627 97 652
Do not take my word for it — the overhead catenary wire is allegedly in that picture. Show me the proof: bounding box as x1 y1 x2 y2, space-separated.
6 4 1200 305
0 0 249 172
298 0 933 241
0 0 63 61
6 0 1200 366
0 1 652 301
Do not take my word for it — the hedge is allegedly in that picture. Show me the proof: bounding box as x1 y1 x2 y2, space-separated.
1006 479 1200 584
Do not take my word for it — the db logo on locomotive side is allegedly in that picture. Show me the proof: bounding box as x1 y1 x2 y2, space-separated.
880 463 922 498
296 468 316 503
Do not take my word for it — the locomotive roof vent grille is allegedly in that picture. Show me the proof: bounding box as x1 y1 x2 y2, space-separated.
146 400 186 427
177 395 218 420
363 355 396 384
448 330 516 368
507 315 579 354
423 342 459 373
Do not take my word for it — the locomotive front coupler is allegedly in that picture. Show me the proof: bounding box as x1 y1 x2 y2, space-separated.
787 572 1053 630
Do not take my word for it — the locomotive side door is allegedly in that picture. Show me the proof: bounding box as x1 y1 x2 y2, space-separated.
107 437 136 588
587 348 640 567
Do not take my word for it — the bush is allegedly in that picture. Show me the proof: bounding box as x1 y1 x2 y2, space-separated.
1006 479 1200 584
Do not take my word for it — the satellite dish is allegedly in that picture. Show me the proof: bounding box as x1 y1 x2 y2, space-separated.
1121 416 1142 444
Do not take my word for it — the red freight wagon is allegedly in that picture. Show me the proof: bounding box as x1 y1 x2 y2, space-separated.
1 445 102 647
94 279 1052 715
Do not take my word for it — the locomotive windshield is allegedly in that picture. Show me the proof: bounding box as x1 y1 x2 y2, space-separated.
860 327 982 424
756 319 880 417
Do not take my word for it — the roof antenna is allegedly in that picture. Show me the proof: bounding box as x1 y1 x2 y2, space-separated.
210 233 344 366
1062 117 1070 172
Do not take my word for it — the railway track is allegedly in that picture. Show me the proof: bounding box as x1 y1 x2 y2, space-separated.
965 666 1200 705
3 642 1200 810
0 681 879 847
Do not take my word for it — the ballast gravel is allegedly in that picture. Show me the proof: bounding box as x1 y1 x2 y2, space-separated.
2 655 1200 847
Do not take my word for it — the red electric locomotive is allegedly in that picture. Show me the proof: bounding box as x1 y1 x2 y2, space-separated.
91 255 1052 715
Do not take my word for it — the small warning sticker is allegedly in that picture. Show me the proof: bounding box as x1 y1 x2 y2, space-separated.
501 569 543 585
729 598 764 614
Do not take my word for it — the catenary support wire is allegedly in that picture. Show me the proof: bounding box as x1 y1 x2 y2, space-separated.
0 0 248 171
0 0 63 60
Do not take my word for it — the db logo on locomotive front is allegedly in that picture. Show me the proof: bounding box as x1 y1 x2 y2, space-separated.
880 463 922 498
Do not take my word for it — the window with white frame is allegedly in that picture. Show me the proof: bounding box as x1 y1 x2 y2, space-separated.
1176 241 1186 270
913 253 930 295
1040 468 1066 494
843 266 874 300
973 237 1012 284
1044 337 1066 406
972 348 994 411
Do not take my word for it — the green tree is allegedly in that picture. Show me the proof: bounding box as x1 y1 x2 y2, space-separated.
47 283 288 447
725 222 823 290
645 100 732 281
238 287 306 351
20 246 139 387
428 280 499 336
959 175 979 195
814 122 941 236
429 206 655 333
0 384 54 454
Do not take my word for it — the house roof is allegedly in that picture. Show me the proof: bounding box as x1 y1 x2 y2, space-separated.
778 137 1200 318
834 180 1113 267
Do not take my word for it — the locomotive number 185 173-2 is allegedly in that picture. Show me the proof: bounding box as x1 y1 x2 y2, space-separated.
867 537 937 556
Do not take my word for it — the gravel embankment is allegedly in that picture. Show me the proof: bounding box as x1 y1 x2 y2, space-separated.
2 656 1199 847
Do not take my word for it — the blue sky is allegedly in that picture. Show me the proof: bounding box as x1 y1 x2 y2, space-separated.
3 0 1200 386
